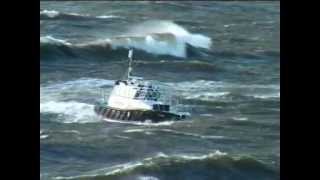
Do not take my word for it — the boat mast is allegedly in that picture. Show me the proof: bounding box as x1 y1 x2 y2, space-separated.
127 48 133 79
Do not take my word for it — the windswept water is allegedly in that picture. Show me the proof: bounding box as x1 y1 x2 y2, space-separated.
40 1 280 180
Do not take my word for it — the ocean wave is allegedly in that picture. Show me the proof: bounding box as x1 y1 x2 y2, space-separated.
124 128 224 139
40 101 99 124
40 9 121 20
133 60 217 72
40 20 212 60
166 80 280 101
41 78 114 91
40 10 60 18
54 151 278 180
40 78 114 102
157 129 224 139
40 36 72 46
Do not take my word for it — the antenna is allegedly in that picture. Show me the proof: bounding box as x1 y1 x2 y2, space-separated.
128 48 133 79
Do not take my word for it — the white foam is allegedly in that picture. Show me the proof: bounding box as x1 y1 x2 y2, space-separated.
159 129 224 139
138 176 159 180
252 92 280 99
40 134 49 139
40 36 72 46
174 150 227 160
200 114 214 117
40 130 49 139
123 128 224 139
124 129 146 133
41 9 120 20
41 20 211 58
169 80 280 90
74 20 211 58
40 101 99 123
223 24 236 28
103 118 175 126
232 117 248 121
40 78 114 103
125 20 211 58
43 78 114 91
61 130 81 134
68 12 88 17
96 15 120 19
184 92 230 100
166 80 280 101
40 10 59 18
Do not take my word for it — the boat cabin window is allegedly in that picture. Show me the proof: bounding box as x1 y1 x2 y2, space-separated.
115 80 127 85
134 88 160 101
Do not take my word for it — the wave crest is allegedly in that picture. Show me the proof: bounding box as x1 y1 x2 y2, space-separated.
40 9 121 20
41 20 212 60
54 151 278 180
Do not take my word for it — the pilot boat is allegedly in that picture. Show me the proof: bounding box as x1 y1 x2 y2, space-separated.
94 49 187 122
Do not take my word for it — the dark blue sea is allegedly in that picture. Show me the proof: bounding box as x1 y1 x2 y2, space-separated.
40 1 280 180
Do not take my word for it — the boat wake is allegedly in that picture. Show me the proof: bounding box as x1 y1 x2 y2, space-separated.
102 118 176 127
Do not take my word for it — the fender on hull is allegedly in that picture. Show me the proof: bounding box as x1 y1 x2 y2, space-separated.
94 105 185 122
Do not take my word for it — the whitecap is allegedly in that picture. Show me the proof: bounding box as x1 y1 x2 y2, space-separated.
40 35 72 46
138 176 159 180
71 20 212 58
232 117 248 121
40 134 49 139
40 9 59 18
103 118 175 126
40 101 99 124
252 92 280 99
61 130 81 134
54 151 227 180
159 129 224 139
96 15 120 19
166 80 279 102
123 129 146 133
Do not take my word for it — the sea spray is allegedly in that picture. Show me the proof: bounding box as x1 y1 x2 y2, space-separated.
40 20 212 59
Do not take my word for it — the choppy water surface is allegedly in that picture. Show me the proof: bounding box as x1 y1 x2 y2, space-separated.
40 1 280 180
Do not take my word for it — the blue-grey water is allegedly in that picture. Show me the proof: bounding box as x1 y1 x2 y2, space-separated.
40 1 280 180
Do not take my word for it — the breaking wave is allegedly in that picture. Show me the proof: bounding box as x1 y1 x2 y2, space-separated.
40 20 212 60
54 151 278 180
40 78 114 124
40 101 99 124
